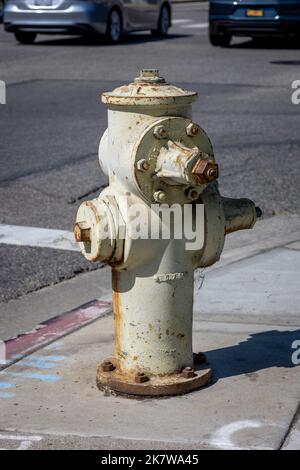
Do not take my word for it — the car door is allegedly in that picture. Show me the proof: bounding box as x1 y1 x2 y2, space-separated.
123 0 158 30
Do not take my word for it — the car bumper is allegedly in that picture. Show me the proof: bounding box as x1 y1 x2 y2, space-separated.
4 2 108 34
210 18 300 36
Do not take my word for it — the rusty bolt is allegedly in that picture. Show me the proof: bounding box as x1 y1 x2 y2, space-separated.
137 159 150 172
185 187 199 201
74 222 91 243
101 360 115 372
153 190 167 203
135 372 150 384
181 366 196 379
154 125 167 139
192 159 219 185
186 123 199 137
194 352 207 364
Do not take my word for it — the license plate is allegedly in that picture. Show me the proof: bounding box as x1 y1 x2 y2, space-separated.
246 9 264 17
34 0 53 6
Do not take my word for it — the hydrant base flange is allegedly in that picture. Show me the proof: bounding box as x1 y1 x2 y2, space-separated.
96 357 212 398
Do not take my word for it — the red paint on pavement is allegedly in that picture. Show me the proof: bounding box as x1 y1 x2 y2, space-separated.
1 299 112 370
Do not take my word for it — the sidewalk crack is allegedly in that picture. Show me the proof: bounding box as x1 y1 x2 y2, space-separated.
278 401 300 450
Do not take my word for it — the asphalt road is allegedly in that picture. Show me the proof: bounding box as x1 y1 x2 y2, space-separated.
0 2 300 303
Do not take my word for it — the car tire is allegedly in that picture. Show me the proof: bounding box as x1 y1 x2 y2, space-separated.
106 9 122 44
14 31 37 44
209 31 232 47
151 5 170 37
0 0 4 24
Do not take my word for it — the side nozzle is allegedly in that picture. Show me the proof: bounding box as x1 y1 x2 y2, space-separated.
223 197 259 235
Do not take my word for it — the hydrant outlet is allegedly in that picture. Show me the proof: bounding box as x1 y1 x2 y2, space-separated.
75 197 122 263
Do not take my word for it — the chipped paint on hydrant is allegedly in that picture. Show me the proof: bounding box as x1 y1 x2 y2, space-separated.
74 69 261 397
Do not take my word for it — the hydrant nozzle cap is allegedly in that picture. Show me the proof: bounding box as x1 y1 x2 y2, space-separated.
101 70 197 107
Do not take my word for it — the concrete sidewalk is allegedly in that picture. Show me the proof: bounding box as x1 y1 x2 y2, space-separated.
0 214 299 450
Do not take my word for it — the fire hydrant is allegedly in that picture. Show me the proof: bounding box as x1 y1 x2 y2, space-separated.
74 70 261 397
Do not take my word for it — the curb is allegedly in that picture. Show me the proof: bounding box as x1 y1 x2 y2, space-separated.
0 299 112 372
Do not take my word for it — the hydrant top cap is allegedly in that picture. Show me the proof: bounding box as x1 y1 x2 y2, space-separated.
101 69 197 107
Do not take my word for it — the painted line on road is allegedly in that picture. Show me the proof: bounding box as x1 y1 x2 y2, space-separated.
0 224 79 251
182 22 208 29
172 19 191 24
0 299 112 372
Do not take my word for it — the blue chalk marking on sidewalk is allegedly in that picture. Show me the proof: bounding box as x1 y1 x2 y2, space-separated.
10 372 61 382
30 355 65 362
0 391 15 398
45 341 64 351
0 382 14 389
22 355 65 369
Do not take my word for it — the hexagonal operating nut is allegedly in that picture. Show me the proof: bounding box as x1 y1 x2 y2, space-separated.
186 122 199 137
154 125 167 139
192 159 219 184
74 222 91 242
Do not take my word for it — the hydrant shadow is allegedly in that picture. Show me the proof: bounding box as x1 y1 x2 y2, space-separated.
206 329 300 383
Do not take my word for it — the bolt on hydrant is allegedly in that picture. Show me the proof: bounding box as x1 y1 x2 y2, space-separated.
74 69 262 397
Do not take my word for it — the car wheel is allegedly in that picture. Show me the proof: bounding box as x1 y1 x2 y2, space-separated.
14 31 37 44
151 5 170 37
106 9 122 44
209 31 232 47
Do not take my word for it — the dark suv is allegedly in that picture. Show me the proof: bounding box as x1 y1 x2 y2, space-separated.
209 0 300 46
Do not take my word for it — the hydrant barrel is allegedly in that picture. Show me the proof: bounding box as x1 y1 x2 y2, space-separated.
113 240 194 376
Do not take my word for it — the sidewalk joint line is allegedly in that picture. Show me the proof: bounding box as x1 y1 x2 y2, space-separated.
278 401 300 450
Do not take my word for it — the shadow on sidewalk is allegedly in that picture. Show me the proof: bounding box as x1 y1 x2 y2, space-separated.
207 329 300 382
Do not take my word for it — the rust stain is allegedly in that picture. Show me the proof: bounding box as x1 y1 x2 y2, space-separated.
85 200 101 224
112 269 122 370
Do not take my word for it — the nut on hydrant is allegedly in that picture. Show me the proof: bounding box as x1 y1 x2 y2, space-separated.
192 159 219 184
74 69 261 398
101 360 115 372
74 222 91 242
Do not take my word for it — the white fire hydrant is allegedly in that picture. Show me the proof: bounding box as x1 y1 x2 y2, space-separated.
74 70 261 397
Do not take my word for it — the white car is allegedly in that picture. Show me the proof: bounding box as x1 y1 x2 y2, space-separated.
4 0 172 44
